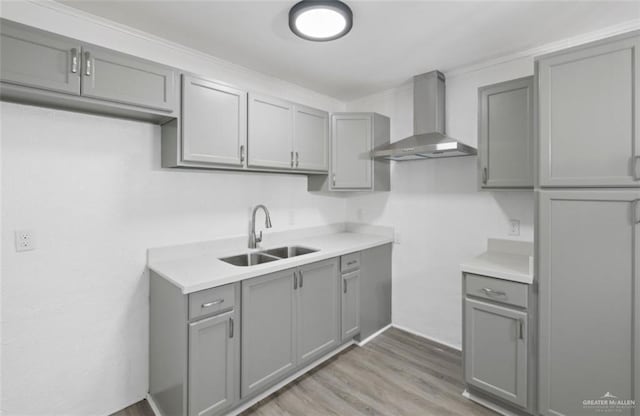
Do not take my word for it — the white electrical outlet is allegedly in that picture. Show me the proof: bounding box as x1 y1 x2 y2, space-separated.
509 219 520 236
15 230 36 252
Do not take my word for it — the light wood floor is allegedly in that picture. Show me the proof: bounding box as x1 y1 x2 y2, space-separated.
113 328 496 416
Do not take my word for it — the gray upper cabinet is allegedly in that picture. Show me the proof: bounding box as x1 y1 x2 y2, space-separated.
332 114 373 189
248 93 294 170
81 45 177 112
0 19 81 95
181 75 247 167
241 269 296 398
341 269 361 341
464 297 528 408
538 190 639 416
317 112 390 191
188 310 238 416
537 33 640 187
478 76 533 188
293 104 329 171
296 259 340 365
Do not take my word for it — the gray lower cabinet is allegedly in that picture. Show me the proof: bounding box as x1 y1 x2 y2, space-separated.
81 45 177 112
188 311 238 416
341 269 361 341
537 32 640 187
181 75 247 167
242 258 341 398
241 269 297 397
0 19 81 95
296 259 340 364
538 190 640 416
149 276 241 416
464 298 527 407
478 76 533 189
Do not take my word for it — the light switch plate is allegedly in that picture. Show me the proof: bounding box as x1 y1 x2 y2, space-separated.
15 230 36 252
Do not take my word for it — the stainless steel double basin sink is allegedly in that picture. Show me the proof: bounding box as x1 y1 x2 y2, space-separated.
219 246 318 267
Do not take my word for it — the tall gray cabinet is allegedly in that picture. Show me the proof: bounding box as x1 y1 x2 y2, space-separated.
536 30 640 416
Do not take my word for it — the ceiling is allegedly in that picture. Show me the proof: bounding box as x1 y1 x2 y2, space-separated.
57 1 639 101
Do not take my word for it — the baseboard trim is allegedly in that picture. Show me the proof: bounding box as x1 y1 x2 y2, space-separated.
462 390 521 416
356 324 392 346
391 324 462 352
145 393 162 416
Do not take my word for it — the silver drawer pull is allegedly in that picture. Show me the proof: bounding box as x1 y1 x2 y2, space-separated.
481 287 506 297
229 317 234 338
202 299 224 308
347 260 357 266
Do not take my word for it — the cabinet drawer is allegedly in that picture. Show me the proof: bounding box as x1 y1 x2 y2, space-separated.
465 274 527 308
341 252 361 272
189 283 236 320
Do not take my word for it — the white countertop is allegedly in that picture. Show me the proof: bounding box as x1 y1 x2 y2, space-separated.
148 226 393 294
460 238 534 284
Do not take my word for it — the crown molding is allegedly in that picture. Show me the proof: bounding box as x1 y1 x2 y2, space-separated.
445 18 640 78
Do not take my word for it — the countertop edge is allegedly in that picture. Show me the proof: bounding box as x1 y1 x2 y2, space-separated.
149 235 394 294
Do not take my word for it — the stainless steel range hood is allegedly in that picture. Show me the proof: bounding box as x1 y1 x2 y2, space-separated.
371 71 476 161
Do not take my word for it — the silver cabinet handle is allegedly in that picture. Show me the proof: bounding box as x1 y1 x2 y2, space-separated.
294 272 298 290
229 317 234 338
634 199 640 224
343 279 347 294
202 299 224 308
290 151 294 167
299 270 303 288
518 319 524 340
70 48 79 73
347 260 357 266
295 152 299 168
481 287 506 297
240 145 245 163
332 174 336 187
633 155 640 181
482 167 488 184
84 51 92 76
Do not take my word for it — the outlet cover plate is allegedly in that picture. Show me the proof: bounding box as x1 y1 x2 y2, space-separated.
15 230 35 252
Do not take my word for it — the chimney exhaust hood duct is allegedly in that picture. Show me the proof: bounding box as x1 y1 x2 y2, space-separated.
371 71 476 161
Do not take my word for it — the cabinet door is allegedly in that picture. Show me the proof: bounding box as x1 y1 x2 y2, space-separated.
248 94 293 169
81 45 177 112
241 269 296 397
188 311 238 416
332 114 373 190
297 259 340 365
464 298 527 407
539 190 640 416
341 270 361 341
538 34 640 187
293 105 329 171
0 20 81 95
478 77 533 188
182 75 247 166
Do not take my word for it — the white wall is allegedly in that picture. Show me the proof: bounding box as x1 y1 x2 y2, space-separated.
0 3 346 415
345 58 535 349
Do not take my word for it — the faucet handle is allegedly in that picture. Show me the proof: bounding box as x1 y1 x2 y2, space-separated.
256 230 263 244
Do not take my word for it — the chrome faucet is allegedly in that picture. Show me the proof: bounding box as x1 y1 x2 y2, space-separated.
249 204 272 249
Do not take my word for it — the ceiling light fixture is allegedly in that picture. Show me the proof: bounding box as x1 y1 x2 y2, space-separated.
289 0 353 42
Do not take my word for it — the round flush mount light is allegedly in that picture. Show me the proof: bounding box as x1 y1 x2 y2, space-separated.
289 0 353 42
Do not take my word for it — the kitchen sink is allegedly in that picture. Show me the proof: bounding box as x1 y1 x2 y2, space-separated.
219 253 280 267
219 246 319 267
261 246 318 259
